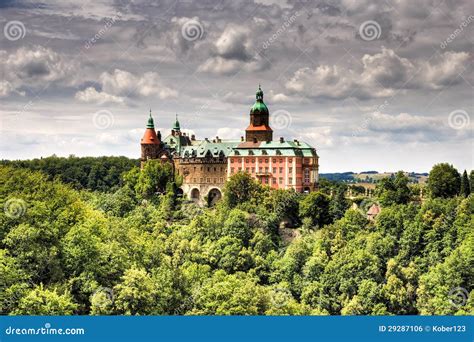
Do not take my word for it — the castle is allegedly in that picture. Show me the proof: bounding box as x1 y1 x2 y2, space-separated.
140 86 319 205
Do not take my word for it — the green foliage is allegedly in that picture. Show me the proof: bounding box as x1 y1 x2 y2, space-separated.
375 171 411 205
13 285 77 315
299 192 331 228
0 155 138 192
460 170 471 197
223 172 263 209
427 163 461 198
0 164 472 316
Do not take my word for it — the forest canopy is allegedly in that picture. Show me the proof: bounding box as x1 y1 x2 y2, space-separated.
0 160 472 316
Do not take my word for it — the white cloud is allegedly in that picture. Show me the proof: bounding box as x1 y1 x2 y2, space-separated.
285 48 471 100
74 69 178 105
75 87 125 105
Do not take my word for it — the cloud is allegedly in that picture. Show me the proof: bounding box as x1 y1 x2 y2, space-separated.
75 69 178 104
285 47 471 100
1 46 78 96
75 87 125 105
197 24 270 74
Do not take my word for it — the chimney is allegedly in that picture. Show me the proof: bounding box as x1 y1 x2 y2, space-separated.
205 137 209 142
280 137 284 143
191 134 196 141
171 129 175 136
240 136 244 142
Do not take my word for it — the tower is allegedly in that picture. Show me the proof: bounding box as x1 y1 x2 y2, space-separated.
140 110 162 167
172 114 181 136
245 85 273 142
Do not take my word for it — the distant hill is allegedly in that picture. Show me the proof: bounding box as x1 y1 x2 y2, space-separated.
320 171 428 184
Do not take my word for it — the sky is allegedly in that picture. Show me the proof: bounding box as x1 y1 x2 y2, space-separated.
0 0 472 172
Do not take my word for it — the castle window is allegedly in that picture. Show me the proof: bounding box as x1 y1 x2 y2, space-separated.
289 167 293 173
231 158 234 163
220 178 223 183
220 167 223 172
265 159 268 163
272 167 276 174
304 168 310 183
289 158 293 163
207 167 210 172
231 167 234 173
279 177 283 184
289 177 293 184
214 167 216 171
207 178 210 183
251 159 255 163
279 158 283 163
265 167 269 173
200 178 203 182
279 167 283 173
272 158 276 163
193 178 197 182
246 158 249 163
213 178 216 184
246 167 250 172
251 167 255 173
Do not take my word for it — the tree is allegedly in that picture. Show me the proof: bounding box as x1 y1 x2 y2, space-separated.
223 172 262 208
330 186 350 220
460 170 470 197
13 285 77 315
135 160 174 199
375 171 411 205
299 192 331 228
427 163 461 198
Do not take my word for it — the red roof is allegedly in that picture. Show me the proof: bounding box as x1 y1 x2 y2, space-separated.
245 124 273 132
141 128 160 144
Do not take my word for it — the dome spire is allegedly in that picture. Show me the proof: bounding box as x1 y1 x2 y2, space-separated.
173 113 181 131
147 109 155 128
256 84 263 102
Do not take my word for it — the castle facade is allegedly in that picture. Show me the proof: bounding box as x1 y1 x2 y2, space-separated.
140 86 319 205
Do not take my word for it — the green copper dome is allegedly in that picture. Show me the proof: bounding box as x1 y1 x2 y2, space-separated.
173 114 180 131
251 85 268 114
147 110 155 128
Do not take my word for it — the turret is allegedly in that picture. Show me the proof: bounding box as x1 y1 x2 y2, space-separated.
245 85 273 142
140 110 161 166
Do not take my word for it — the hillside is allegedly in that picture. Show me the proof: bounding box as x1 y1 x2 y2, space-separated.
0 162 472 316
